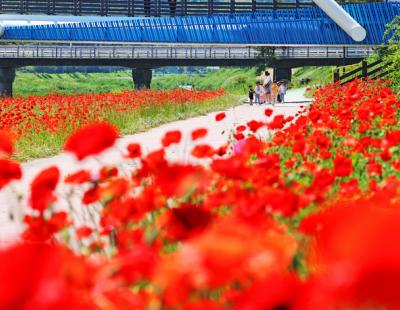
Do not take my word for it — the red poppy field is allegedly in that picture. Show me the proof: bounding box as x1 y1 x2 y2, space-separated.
0 88 229 160
2 79 400 309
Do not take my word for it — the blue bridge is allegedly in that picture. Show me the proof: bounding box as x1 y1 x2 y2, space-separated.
0 0 398 96
1 2 399 45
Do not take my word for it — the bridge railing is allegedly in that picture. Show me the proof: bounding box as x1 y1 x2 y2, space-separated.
0 45 375 60
0 0 388 16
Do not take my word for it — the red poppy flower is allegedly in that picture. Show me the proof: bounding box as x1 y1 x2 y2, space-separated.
191 128 208 141
0 243 95 309
184 300 223 310
0 159 22 189
76 226 93 239
82 186 99 205
247 120 264 133
233 133 245 141
265 108 273 117
99 166 119 181
232 273 301 310
215 112 226 122
98 178 130 202
0 130 13 157
380 148 391 161
116 243 158 285
301 203 400 310
64 123 119 160
125 143 142 158
30 167 60 212
23 212 70 242
139 149 167 176
268 115 286 130
64 170 91 184
162 130 182 147
215 144 228 157
157 204 212 241
392 159 400 171
285 159 296 168
384 130 400 148
236 125 246 132
333 155 353 177
191 144 214 158
286 116 294 123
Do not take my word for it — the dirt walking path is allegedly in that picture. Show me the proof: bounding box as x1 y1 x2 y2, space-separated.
0 88 312 244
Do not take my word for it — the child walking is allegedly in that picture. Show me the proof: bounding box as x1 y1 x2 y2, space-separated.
255 82 262 105
260 86 266 104
278 83 287 103
248 85 255 106
272 82 279 104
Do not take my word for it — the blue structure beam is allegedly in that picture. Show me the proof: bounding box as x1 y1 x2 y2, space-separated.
313 0 366 41
1 3 398 45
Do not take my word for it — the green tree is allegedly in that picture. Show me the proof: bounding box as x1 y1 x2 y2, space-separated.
382 16 400 90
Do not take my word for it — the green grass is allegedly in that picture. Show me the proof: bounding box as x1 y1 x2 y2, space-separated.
152 68 258 94
14 71 133 97
291 66 334 88
14 94 242 161
14 66 337 98
14 68 258 97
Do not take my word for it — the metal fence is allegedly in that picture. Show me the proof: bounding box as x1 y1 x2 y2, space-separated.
0 45 375 60
0 0 388 16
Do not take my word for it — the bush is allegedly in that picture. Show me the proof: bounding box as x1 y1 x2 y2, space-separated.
382 16 400 91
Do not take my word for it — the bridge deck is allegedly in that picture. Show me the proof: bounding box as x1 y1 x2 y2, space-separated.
0 44 373 68
0 45 374 60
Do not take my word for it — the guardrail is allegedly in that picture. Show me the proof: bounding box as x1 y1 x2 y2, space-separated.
0 45 375 60
0 0 388 16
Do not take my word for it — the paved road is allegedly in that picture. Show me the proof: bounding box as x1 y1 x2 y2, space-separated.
0 88 312 245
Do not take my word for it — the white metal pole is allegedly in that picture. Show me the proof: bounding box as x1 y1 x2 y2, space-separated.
313 0 366 42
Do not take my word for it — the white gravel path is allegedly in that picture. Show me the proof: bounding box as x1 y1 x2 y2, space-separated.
0 88 312 244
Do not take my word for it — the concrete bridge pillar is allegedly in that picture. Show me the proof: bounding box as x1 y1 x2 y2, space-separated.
0 67 16 98
273 67 292 82
132 68 152 90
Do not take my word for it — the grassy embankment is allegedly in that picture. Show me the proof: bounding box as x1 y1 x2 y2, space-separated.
291 66 334 88
14 68 258 97
14 66 336 97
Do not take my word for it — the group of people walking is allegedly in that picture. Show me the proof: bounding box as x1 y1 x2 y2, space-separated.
248 71 287 106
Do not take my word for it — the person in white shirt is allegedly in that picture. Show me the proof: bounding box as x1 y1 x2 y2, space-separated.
263 71 273 104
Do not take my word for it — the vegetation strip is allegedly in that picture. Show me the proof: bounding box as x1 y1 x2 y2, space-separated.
0 88 237 161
